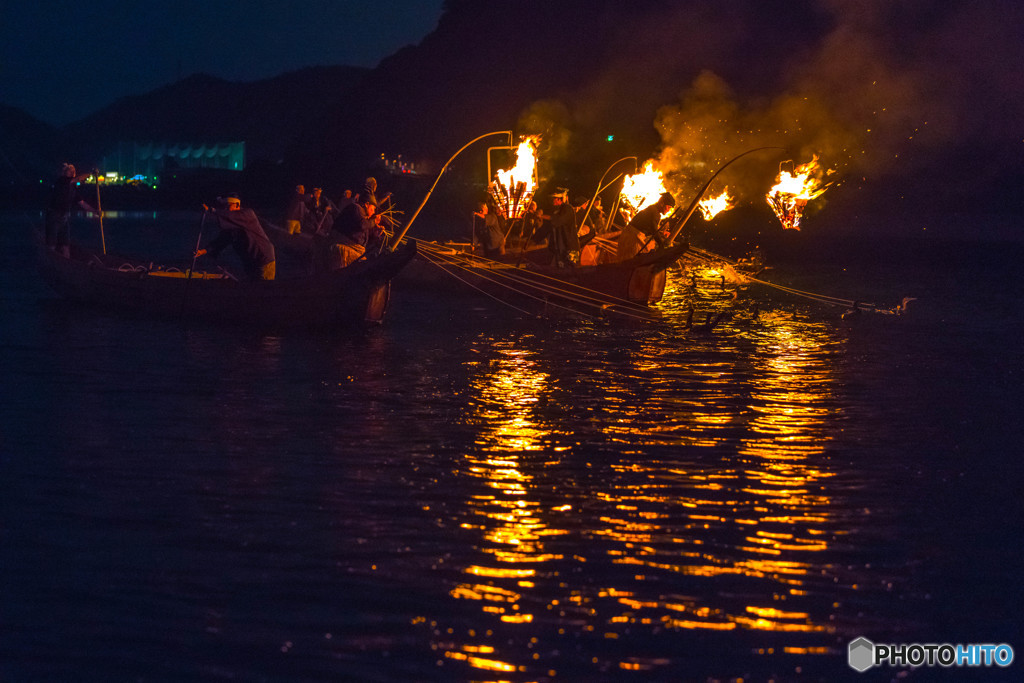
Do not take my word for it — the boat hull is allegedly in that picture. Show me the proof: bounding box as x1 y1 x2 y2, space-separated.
36 239 417 328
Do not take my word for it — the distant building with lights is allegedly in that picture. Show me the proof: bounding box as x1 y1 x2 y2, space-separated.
100 141 245 184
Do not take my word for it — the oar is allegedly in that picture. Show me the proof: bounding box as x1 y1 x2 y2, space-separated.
94 170 106 254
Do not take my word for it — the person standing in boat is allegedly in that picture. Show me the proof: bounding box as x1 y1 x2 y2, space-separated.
473 201 505 258
362 176 399 235
576 197 608 267
361 176 384 212
44 162 100 256
284 184 309 234
547 188 579 267
589 196 608 234
616 191 675 262
521 201 547 248
306 187 336 235
335 188 355 214
196 194 277 280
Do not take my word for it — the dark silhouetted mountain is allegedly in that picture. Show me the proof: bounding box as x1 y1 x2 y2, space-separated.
63 66 369 167
0 104 62 180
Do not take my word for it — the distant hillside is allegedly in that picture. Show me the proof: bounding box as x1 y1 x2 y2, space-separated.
63 66 369 167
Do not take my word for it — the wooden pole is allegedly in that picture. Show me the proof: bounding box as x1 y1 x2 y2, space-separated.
95 172 106 255
666 147 785 245
180 211 207 318
392 130 512 248
579 156 636 232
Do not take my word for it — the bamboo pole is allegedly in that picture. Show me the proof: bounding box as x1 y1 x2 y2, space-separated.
579 156 636 232
95 172 106 254
392 130 513 248
666 146 785 245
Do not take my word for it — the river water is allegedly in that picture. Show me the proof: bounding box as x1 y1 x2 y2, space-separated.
1 211 1021 681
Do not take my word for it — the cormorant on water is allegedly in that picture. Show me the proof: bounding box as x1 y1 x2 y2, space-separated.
685 307 730 334
895 296 917 315
842 301 862 320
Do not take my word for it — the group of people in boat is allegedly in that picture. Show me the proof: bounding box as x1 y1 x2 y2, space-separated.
282 176 390 238
472 186 678 267
196 181 395 280
222 176 394 278
44 160 401 282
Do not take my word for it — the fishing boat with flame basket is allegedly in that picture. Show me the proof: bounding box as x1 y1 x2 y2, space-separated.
35 230 417 327
398 136 691 318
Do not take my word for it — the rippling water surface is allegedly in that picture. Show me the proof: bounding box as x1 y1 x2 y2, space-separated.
1 212 1022 681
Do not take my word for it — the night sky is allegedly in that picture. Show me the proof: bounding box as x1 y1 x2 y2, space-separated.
1 0 446 127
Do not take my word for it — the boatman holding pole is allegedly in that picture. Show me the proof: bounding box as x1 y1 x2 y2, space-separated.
616 191 675 262
196 194 277 280
44 162 101 257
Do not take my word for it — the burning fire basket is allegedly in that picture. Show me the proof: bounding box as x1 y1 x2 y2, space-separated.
488 136 539 220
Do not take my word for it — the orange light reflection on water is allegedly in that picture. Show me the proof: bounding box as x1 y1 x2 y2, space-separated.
436 345 567 674
425 318 846 676
592 312 841 637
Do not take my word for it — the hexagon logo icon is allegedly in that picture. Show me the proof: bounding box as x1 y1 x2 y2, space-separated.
848 637 875 672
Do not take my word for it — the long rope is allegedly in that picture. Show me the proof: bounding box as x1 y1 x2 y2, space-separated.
415 240 656 313
683 246 904 315
411 239 660 321
421 254 659 322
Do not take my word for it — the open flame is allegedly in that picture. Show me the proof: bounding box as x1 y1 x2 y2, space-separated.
698 187 734 221
766 156 831 230
620 161 668 219
490 135 539 219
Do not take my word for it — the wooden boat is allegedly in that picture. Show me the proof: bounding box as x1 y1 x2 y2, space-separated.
36 235 418 327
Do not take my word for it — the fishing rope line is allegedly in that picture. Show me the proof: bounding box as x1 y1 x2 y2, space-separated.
683 245 906 315
411 238 661 321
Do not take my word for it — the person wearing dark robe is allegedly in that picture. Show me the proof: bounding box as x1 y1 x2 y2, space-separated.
197 194 277 280
547 188 579 267
335 189 355 215
473 201 505 258
616 191 675 262
306 187 336 235
362 177 379 209
521 201 547 247
284 184 308 234
588 196 607 234
44 162 99 255
333 199 383 250
576 197 608 266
